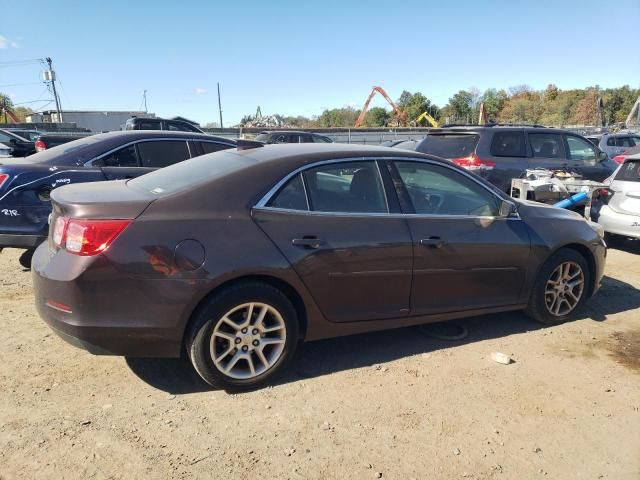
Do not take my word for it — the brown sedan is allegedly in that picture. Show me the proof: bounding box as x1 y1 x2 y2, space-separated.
32 143 606 390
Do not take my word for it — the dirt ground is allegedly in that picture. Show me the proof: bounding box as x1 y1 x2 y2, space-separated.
0 243 639 480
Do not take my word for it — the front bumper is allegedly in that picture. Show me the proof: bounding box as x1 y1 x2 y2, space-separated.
31 242 192 358
592 205 640 239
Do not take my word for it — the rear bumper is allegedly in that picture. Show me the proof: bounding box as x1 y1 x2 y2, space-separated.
0 233 46 249
31 242 191 358
592 205 640 239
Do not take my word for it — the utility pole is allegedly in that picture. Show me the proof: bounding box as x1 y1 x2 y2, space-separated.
143 90 148 113
45 57 63 122
217 82 223 128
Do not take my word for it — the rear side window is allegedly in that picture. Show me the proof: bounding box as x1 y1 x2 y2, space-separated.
137 140 190 168
93 144 139 167
199 141 231 154
615 160 640 182
490 132 526 157
303 161 388 213
137 121 161 130
417 134 479 159
268 174 308 210
529 133 564 158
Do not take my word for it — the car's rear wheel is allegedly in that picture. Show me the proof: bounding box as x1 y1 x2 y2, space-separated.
19 248 35 269
187 282 299 390
525 248 590 325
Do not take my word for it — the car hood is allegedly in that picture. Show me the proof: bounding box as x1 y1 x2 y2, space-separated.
515 199 586 222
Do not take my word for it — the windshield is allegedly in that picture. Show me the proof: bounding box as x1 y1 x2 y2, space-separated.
254 133 271 143
128 150 247 196
25 134 103 165
417 134 480 158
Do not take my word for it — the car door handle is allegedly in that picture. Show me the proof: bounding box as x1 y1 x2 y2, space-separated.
292 237 323 249
420 237 446 248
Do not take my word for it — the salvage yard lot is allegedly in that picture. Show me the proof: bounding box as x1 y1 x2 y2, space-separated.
1 246 639 480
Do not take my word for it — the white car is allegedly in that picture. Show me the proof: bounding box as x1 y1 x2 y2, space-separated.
0 142 13 157
588 152 640 240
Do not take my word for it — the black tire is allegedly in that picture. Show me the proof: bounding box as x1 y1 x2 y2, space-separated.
186 281 300 391
604 232 621 248
19 248 35 269
525 248 591 325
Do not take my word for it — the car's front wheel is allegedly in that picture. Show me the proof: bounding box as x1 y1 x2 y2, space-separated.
187 282 299 391
525 248 590 325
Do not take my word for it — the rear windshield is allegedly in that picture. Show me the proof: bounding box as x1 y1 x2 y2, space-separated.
24 134 104 165
615 160 640 182
417 134 479 158
128 150 247 196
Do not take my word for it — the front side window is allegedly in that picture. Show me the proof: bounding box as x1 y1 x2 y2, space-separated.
268 173 308 210
137 140 190 168
312 135 332 143
529 133 564 159
566 136 597 165
304 161 388 213
490 131 526 157
93 144 139 167
394 161 500 216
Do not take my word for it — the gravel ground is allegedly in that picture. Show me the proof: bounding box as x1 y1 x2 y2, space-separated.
0 242 639 480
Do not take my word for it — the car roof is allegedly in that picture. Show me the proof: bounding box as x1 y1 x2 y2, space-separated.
90 130 235 143
428 126 583 135
259 130 323 136
231 142 436 165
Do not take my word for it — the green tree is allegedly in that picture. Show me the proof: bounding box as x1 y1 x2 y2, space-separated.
481 88 508 121
447 90 473 123
396 90 439 125
364 107 390 127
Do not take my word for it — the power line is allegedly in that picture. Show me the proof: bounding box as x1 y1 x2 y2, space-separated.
0 59 44 67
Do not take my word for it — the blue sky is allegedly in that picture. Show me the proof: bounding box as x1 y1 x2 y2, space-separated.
2 0 639 126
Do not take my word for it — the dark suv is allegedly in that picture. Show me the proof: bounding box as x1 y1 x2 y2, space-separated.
124 117 204 133
254 131 333 144
415 126 617 192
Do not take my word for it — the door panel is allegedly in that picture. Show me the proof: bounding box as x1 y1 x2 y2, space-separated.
391 160 531 314
406 217 530 313
253 209 413 323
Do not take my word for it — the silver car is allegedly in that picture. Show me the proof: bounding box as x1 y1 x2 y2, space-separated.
588 152 640 240
587 133 640 162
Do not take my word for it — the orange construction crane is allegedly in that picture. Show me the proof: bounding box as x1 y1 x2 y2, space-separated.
355 86 407 128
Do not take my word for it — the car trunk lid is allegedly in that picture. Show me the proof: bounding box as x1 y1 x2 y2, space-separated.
51 179 156 220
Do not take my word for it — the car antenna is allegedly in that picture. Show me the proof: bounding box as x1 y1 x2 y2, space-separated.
236 139 264 151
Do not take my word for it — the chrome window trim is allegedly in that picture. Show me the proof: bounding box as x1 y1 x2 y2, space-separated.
84 138 235 167
299 172 310 211
255 155 518 219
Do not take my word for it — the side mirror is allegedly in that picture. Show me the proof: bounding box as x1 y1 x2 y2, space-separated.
598 151 608 162
499 200 517 217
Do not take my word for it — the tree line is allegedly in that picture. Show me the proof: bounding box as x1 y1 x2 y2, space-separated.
252 85 639 128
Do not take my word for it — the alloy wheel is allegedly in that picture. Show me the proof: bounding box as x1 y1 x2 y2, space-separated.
210 302 286 380
544 261 585 317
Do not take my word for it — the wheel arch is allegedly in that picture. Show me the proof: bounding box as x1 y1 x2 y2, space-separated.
182 274 308 349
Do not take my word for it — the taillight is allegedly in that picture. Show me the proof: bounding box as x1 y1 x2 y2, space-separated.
612 155 625 164
593 188 613 204
451 153 496 171
0 173 9 189
52 216 68 247
53 217 131 256
35 139 47 152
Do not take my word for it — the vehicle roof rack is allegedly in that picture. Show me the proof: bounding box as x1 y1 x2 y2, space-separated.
237 139 265 151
